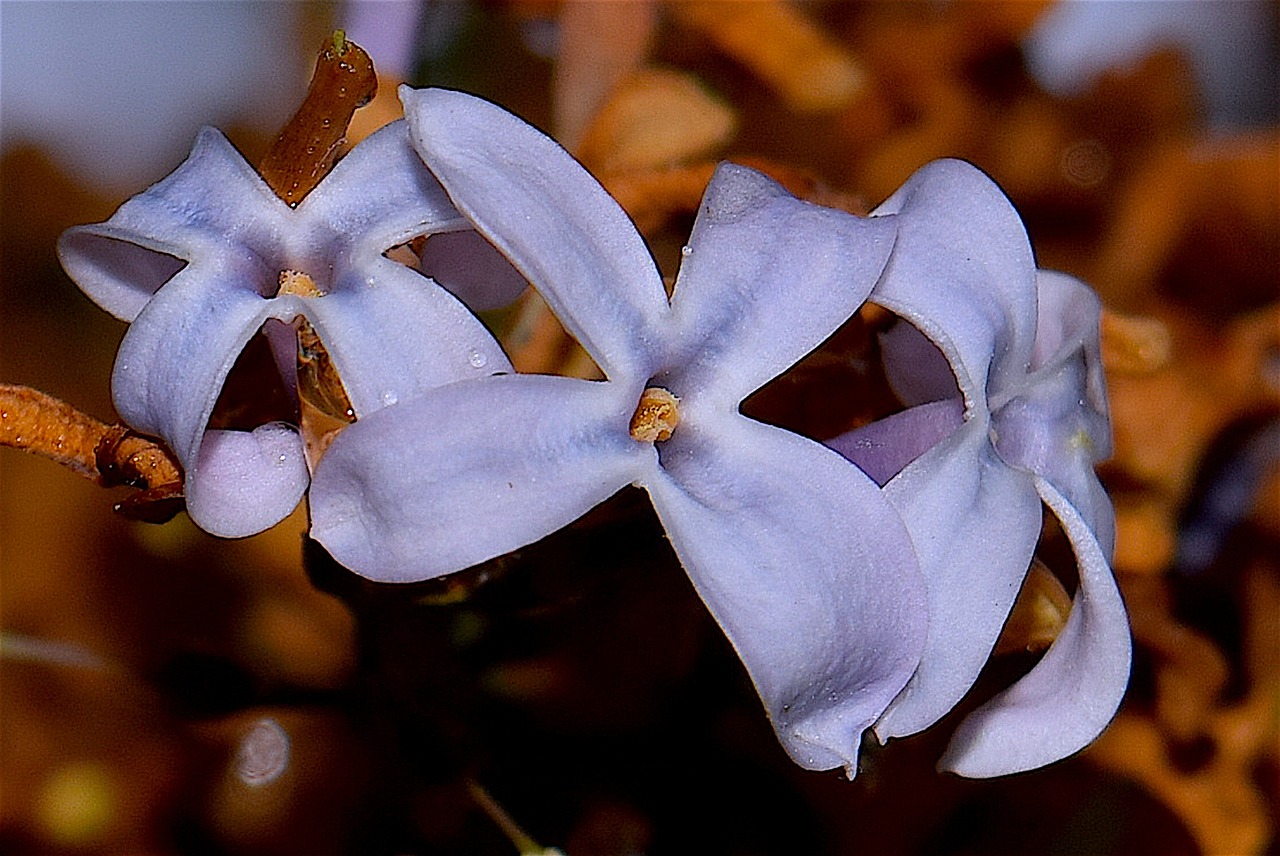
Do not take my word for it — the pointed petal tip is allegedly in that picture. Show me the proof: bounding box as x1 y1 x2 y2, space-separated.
699 161 788 223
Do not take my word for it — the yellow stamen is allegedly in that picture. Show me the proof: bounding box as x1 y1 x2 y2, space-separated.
629 387 680 443
277 270 324 298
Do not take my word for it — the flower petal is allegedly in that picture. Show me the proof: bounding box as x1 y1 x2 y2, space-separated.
296 119 469 253
186 425 309 537
991 272 1113 554
111 258 275 478
643 414 926 775
418 229 530 311
990 357 1116 557
870 159 1038 410
825 398 965 486
109 252 312 535
940 476 1130 777
309 374 653 582
400 86 670 380
304 257 512 416
57 224 186 322
871 419 1043 741
57 127 283 320
666 163 896 404
878 320 961 406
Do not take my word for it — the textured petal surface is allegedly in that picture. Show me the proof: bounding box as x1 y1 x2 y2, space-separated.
870 159 1038 409
825 398 965 486
186 425 309 538
296 119 468 251
992 270 1114 554
310 374 653 582
666 163 896 404
111 258 275 475
305 257 512 416
401 86 670 380
644 413 926 774
940 476 1131 777
57 127 284 320
872 418 1044 740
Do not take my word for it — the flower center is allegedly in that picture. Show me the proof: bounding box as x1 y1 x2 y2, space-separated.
629 387 680 443
277 269 325 298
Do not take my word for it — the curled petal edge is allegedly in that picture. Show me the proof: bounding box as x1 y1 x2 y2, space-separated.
186 425 309 538
939 476 1130 777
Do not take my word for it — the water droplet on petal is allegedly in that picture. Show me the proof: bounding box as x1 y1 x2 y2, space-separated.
680 245 693 257
381 391 398 407
469 350 488 369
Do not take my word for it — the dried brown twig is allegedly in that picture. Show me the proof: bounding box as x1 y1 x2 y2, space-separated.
0 384 183 521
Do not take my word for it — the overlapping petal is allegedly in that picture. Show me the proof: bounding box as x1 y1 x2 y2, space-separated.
186 425 309 537
344 87 928 774
417 229 530 311
877 321 961 407
296 119 467 249
826 398 964 486
870 418 1042 740
645 415 926 774
993 271 1114 551
402 86 671 380
109 256 288 537
311 374 654 582
300 257 513 416
827 162 1127 771
940 477 1130 777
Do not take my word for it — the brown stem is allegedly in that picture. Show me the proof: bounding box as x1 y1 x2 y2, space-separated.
0 384 182 499
258 30 378 206
1 384 107 479
258 32 371 450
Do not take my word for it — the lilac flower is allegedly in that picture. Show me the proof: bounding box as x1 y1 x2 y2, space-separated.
829 160 1130 776
309 87 928 774
58 120 518 538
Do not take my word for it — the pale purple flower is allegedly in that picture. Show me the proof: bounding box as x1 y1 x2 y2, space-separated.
309 87 928 775
829 159 1130 777
58 120 518 538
